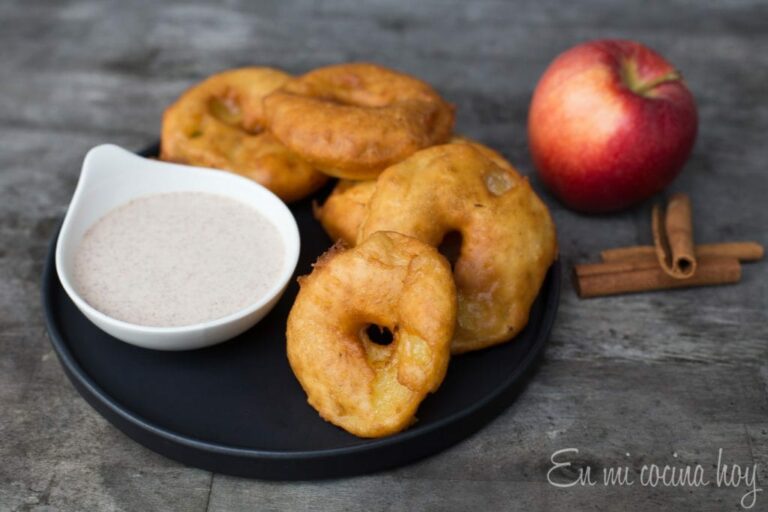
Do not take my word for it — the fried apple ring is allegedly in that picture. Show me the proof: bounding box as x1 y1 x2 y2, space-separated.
313 179 377 245
287 231 456 438
264 63 455 180
161 67 328 203
313 138 512 247
359 143 557 354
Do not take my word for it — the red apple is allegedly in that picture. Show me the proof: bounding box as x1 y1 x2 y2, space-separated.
528 40 698 213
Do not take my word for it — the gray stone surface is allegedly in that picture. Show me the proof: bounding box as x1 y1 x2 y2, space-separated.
1 0 766 510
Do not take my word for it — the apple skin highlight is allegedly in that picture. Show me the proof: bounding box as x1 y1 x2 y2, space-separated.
528 40 698 213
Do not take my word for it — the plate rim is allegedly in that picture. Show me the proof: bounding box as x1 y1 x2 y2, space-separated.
41 143 561 478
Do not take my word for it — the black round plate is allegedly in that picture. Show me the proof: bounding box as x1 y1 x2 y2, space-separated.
42 143 561 480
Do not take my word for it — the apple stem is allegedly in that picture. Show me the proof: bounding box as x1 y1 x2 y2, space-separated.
635 70 682 95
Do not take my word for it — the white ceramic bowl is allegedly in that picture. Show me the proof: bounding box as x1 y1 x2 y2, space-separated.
56 144 300 351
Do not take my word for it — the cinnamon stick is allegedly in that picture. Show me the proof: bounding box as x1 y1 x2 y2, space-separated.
573 256 741 299
574 258 665 278
652 194 697 279
600 242 764 263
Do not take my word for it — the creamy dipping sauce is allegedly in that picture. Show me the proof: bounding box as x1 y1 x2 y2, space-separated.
74 192 284 327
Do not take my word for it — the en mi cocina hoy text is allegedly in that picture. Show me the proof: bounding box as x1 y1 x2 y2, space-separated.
547 447 761 509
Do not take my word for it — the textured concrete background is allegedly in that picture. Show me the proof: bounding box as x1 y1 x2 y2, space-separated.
1 0 767 510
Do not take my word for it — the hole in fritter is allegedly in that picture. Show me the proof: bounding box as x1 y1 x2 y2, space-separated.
437 230 463 270
365 324 394 346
